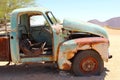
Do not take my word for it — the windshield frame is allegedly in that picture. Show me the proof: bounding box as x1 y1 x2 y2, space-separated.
45 11 57 25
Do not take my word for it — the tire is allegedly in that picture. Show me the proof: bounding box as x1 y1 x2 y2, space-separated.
72 50 104 76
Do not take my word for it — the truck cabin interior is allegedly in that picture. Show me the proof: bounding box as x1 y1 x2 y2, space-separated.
18 12 52 57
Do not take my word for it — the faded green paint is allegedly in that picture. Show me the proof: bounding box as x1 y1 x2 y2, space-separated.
10 7 51 63
11 7 48 15
10 11 20 63
51 24 65 61
9 7 110 72
58 40 77 70
63 19 109 39
21 56 53 63
10 7 60 63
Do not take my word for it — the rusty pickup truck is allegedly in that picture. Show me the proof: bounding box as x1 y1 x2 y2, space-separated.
0 7 112 76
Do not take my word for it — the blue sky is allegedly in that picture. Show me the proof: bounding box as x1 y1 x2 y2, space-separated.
35 0 120 21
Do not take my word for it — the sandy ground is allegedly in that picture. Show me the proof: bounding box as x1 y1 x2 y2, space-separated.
103 28 120 80
0 27 119 80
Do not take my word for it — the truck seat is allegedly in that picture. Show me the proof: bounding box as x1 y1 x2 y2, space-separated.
19 37 46 56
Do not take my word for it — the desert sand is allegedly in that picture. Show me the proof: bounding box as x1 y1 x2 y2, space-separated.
0 27 119 80
104 28 120 80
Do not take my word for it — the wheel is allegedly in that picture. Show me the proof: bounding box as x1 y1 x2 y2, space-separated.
72 50 104 76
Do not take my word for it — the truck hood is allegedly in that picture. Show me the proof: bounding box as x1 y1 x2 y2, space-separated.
63 19 108 39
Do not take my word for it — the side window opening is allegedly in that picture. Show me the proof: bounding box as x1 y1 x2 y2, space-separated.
30 15 46 27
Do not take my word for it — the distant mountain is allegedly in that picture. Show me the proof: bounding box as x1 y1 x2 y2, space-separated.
88 17 120 29
105 17 120 29
88 19 106 27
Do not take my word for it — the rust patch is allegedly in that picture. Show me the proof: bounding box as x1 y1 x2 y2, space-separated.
66 52 75 59
75 37 108 47
0 36 11 61
62 63 71 70
52 24 63 35
64 50 76 59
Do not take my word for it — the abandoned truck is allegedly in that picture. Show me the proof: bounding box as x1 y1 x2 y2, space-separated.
0 7 112 76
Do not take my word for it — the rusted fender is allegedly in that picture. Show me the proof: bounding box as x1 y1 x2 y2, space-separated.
58 37 109 70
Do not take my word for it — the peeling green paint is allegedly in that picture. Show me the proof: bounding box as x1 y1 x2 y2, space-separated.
63 19 109 39
9 7 110 72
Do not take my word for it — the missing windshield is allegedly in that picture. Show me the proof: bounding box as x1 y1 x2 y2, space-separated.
46 11 57 24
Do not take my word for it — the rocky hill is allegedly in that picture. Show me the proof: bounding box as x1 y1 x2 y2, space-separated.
88 19 106 27
88 17 120 29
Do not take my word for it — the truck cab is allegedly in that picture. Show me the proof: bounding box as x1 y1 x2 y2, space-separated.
0 7 111 76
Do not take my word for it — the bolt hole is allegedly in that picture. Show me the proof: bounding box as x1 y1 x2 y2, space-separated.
11 36 14 39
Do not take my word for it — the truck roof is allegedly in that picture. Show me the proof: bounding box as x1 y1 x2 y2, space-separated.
10 7 49 30
11 7 49 15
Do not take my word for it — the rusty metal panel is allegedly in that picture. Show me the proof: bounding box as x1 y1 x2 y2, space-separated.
75 37 109 47
0 36 10 61
92 43 109 62
75 37 109 62
58 40 77 70
57 37 109 70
